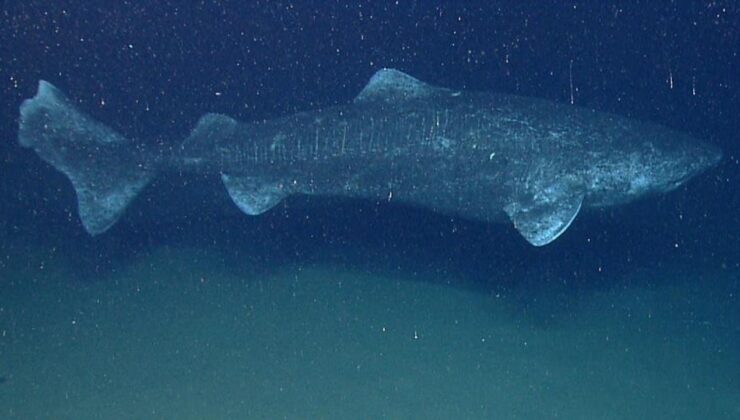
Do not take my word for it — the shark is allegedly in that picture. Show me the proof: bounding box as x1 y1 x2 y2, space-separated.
18 69 721 246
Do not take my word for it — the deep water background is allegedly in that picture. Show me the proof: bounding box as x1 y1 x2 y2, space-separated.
0 2 738 418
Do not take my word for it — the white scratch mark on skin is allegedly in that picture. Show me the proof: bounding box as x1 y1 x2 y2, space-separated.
569 59 575 105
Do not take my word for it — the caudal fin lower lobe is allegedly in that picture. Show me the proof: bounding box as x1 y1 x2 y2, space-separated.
18 81 154 235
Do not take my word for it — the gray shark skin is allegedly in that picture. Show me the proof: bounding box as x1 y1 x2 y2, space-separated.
18 69 721 246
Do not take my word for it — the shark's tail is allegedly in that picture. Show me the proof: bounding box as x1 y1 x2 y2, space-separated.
18 81 155 235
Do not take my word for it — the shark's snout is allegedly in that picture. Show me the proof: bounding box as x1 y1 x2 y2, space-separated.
705 142 723 168
688 140 723 176
663 139 722 192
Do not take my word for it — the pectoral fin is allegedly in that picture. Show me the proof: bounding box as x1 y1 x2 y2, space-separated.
505 181 584 247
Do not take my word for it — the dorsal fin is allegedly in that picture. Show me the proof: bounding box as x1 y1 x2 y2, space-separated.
181 113 238 153
354 69 453 103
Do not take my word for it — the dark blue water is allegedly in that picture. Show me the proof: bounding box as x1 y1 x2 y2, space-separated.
0 2 738 418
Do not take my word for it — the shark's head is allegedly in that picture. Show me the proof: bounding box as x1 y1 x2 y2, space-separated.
587 125 722 207
645 131 722 194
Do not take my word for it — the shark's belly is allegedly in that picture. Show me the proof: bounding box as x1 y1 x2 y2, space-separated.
277 156 512 224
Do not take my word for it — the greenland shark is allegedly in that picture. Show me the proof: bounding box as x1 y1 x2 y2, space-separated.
18 69 721 246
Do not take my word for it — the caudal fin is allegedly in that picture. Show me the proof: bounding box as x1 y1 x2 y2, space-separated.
18 81 155 235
